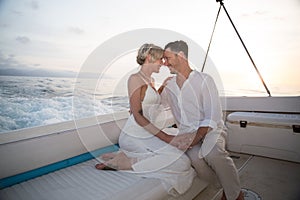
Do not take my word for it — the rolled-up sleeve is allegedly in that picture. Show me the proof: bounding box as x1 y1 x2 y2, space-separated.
199 75 222 130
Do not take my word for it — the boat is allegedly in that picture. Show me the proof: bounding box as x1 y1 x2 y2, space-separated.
1 1 300 200
1 96 299 200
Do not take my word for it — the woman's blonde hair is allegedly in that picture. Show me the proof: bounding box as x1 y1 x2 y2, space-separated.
136 43 163 65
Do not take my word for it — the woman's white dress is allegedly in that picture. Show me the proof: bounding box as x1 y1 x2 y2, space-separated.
119 85 196 196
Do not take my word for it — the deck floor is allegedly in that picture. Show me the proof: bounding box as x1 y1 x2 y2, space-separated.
193 152 300 200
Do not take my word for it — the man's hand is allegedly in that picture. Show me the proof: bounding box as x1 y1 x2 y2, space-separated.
170 132 197 151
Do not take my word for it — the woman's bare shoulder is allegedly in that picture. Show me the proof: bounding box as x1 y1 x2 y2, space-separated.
128 73 143 84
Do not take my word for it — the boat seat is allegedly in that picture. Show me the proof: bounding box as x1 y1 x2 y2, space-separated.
0 159 207 200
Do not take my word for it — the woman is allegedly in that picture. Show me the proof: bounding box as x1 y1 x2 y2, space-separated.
95 43 195 196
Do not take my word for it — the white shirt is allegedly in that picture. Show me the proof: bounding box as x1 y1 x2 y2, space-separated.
163 70 224 134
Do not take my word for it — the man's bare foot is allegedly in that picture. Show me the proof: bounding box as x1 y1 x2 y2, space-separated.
221 191 244 200
221 191 226 200
236 191 244 200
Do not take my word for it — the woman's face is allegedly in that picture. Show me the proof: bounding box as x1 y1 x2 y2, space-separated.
145 56 163 74
151 57 163 73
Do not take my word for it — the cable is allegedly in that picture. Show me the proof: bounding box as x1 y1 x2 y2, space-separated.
201 4 222 72
217 0 271 96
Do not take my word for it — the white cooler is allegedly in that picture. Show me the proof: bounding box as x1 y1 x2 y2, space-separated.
226 112 300 163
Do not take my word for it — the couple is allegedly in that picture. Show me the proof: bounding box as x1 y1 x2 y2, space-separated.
95 41 244 200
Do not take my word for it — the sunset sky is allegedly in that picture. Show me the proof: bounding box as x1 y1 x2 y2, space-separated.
0 0 299 96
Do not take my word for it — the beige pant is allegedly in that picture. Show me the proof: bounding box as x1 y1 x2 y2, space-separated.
186 133 241 200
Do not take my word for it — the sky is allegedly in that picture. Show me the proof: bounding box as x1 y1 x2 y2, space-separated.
0 0 299 96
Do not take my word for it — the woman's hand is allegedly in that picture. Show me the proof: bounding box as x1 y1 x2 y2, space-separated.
162 76 173 86
158 76 173 94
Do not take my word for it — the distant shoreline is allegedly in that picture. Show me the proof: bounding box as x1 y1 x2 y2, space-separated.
0 69 115 79
0 68 77 78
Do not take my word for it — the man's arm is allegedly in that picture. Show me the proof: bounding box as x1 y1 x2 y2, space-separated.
191 126 211 146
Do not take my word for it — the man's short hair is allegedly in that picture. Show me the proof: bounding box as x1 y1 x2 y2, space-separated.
164 40 188 58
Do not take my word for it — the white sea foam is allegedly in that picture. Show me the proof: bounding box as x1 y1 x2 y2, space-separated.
0 76 129 133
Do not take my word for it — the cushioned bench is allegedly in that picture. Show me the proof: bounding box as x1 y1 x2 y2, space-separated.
0 159 207 200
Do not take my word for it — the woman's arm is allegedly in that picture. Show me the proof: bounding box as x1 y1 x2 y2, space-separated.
128 74 174 143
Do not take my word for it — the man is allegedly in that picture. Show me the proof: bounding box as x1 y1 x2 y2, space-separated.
160 40 244 200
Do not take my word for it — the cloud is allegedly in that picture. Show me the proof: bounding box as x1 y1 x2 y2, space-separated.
254 10 268 15
30 0 39 10
0 51 76 77
0 23 9 28
8 1 39 17
10 10 23 16
68 26 84 35
16 36 31 44
0 52 43 73
241 10 268 18
0 51 31 69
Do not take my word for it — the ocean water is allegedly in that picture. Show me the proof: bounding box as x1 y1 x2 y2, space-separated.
0 76 129 133
1 75 298 134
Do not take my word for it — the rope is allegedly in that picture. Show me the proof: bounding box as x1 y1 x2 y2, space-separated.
201 4 222 72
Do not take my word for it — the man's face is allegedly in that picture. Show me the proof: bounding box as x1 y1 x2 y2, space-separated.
163 49 179 74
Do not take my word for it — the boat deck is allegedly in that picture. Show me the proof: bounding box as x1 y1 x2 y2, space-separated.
194 151 300 200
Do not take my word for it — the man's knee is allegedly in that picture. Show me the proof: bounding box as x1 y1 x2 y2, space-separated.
203 142 229 167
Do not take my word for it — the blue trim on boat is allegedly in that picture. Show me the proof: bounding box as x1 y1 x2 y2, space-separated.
0 145 119 189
